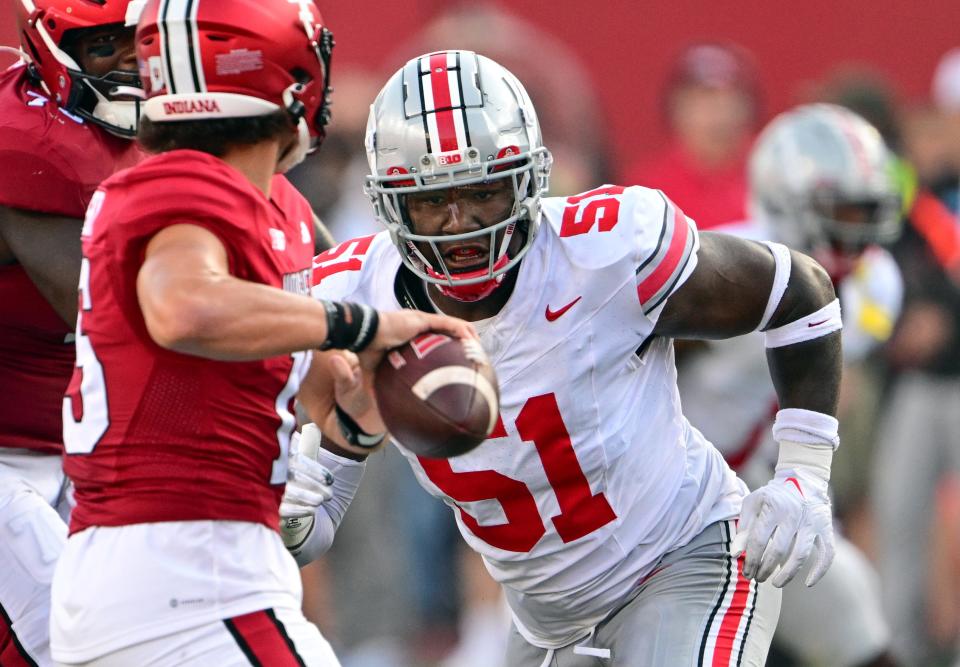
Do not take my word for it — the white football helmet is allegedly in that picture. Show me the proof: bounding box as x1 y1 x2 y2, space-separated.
748 103 901 254
364 50 552 302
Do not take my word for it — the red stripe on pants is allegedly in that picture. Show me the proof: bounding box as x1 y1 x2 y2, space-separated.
712 555 751 666
227 610 302 667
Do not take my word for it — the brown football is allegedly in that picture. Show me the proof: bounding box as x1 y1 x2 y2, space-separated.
374 332 499 458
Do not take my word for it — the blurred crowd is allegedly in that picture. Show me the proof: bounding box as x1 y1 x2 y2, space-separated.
283 4 960 667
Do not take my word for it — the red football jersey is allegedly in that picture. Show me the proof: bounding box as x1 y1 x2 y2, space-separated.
63 150 316 534
0 64 142 454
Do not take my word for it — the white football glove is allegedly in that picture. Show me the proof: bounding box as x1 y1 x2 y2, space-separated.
279 423 367 565
731 439 836 588
279 424 334 520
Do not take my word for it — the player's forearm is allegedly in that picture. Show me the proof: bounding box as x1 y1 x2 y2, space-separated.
0 205 82 326
764 252 842 416
143 275 329 360
766 334 841 415
287 446 365 566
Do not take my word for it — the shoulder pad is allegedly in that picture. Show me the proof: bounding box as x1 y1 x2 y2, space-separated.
311 232 394 301
541 185 684 267
542 185 698 314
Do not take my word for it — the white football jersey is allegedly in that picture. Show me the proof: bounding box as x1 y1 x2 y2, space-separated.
312 185 745 648
678 219 903 485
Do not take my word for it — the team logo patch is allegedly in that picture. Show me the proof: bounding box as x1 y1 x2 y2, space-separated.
269 228 286 251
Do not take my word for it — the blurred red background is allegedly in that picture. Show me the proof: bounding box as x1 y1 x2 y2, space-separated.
3 0 958 173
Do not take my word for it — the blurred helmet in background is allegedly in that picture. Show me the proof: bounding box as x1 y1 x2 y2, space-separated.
14 0 144 136
748 103 902 255
364 50 552 302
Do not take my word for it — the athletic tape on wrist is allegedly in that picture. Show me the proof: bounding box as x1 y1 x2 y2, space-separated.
314 443 367 478
776 439 833 482
320 301 379 352
772 407 840 449
758 241 792 332
763 298 842 348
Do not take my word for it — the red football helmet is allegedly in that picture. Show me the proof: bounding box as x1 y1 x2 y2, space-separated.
136 0 334 169
14 0 145 137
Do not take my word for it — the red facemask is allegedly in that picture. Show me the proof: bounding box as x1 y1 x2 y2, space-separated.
425 255 510 302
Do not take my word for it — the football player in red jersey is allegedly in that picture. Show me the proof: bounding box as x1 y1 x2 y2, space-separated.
0 1 144 664
49 1 472 666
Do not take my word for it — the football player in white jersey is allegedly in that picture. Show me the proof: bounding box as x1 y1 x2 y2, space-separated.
679 105 902 667
297 50 844 666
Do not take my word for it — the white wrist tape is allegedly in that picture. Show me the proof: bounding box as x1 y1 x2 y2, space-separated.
772 408 840 449
776 439 834 482
315 445 366 488
764 298 842 348
758 242 792 331
286 438 366 567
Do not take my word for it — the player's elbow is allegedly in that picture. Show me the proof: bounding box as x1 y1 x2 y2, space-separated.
139 283 215 353
770 251 837 326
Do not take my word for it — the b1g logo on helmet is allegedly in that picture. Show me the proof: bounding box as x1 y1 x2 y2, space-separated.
437 152 463 166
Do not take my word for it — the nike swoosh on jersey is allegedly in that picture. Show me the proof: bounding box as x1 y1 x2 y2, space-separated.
807 319 829 327
545 296 582 321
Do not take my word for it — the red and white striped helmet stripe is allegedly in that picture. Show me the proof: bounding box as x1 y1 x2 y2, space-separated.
156 0 206 95
419 52 469 153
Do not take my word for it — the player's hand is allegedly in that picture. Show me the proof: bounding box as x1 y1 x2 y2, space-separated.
359 310 476 369
730 453 836 588
327 350 386 436
279 424 335 519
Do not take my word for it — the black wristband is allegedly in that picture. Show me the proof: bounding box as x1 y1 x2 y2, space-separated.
334 404 386 450
320 301 379 352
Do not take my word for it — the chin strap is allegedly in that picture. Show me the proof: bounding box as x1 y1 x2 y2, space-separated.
277 118 311 173
427 254 510 302
277 82 313 173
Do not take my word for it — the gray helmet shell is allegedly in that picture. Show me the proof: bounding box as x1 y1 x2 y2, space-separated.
748 103 901 252
364 50 552 293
